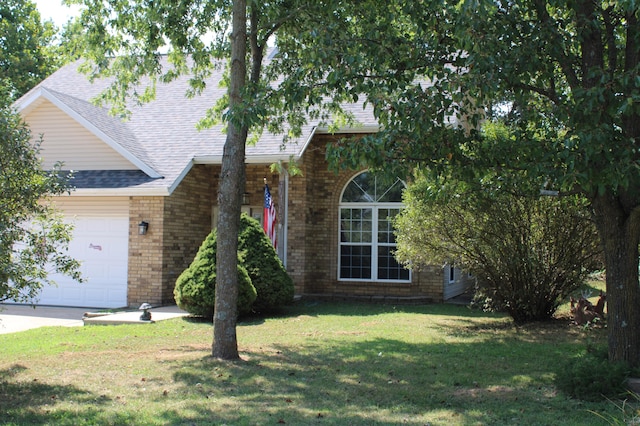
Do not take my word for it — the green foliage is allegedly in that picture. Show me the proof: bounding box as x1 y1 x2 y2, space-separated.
395 172 602 323
239 214 294 313
556 345 631 401
282 1 640 200
174 230 257 318
0 106 82 303
174 215 294 317
0 0 59 105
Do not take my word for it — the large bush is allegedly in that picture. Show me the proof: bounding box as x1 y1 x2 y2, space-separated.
174 230 257 318
239 214 294 313
395 173 602 324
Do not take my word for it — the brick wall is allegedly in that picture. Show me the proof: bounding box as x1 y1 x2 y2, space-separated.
161 164 215 304
127 164 216 307
128 196 165 306
245 165 280 210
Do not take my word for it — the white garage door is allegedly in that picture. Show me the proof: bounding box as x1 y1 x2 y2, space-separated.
37 198 129 308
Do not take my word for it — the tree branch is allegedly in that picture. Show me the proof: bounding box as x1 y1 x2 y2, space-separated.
532 0 580 90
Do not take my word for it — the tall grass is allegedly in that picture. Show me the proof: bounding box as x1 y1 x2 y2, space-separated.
0 301 631 425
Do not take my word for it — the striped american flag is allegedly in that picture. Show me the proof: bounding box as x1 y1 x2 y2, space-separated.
264 183 277 248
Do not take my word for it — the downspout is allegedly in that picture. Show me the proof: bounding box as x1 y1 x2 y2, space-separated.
278 172 288 268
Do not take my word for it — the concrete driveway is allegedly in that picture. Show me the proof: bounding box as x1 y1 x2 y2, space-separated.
0 304 87 334
0 304 188 334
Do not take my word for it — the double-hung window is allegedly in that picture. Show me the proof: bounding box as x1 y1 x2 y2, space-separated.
339 172 410 282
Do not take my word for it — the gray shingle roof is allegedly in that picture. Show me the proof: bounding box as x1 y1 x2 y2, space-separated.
68 170 162 190
16 57 378 195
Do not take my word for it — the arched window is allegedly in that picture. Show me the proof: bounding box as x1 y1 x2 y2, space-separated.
339 171 410 282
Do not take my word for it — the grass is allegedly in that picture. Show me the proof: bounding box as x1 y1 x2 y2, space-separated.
0 299 635 425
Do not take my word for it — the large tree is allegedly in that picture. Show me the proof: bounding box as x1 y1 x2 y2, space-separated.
212 0 247 360
0 0 59 104
269 1 640 366
67 0 326 359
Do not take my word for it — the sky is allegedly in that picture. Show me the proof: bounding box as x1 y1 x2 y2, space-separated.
33 0 81 28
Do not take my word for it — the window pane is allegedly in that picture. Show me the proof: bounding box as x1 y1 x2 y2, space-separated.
341 208 372 243
340 246 372 279
378 246 410 280
377 178 405 202
378 208 399 244
342 172 375 202
341 172 405 203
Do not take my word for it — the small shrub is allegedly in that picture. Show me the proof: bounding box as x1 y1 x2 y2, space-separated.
174 231 257 318
239 214 294 313
556 346 631 401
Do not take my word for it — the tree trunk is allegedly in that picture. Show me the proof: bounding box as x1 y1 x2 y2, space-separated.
592 194 640 368
212 0 247 360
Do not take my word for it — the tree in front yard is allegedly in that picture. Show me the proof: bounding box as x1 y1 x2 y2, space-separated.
66 0 332 360
0 106 82 303
395 170 603 324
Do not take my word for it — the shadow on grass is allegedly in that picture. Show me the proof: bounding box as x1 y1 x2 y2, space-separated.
263 299 507 321
178 300 509 329
0 364 116 425
159 334 606 425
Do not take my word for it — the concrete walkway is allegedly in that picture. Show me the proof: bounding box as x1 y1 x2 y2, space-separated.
0 304 189 334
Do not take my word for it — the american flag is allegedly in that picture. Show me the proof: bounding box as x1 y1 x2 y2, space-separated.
264 183 277 248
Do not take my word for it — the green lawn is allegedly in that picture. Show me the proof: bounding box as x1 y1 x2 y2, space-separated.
0 301 635 425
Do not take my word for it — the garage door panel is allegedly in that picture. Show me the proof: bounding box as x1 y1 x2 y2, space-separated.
37 211 129 308
60 288 84 305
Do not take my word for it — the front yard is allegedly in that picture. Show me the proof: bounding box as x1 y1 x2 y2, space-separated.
0 301 634 425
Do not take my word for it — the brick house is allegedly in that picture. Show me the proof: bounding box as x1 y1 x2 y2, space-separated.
14 59 473 308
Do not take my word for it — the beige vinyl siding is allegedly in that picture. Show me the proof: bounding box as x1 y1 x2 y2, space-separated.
25 100 137 171
50 197 130 217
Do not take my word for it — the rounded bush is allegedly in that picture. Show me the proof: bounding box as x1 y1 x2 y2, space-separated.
174 230 257 318
239 214 294 313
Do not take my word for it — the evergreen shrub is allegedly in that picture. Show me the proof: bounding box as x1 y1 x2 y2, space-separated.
174 230 257 318
174 214 294 317
238 214 294 313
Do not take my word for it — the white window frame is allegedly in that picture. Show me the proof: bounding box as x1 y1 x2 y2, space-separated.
337 173 410 283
